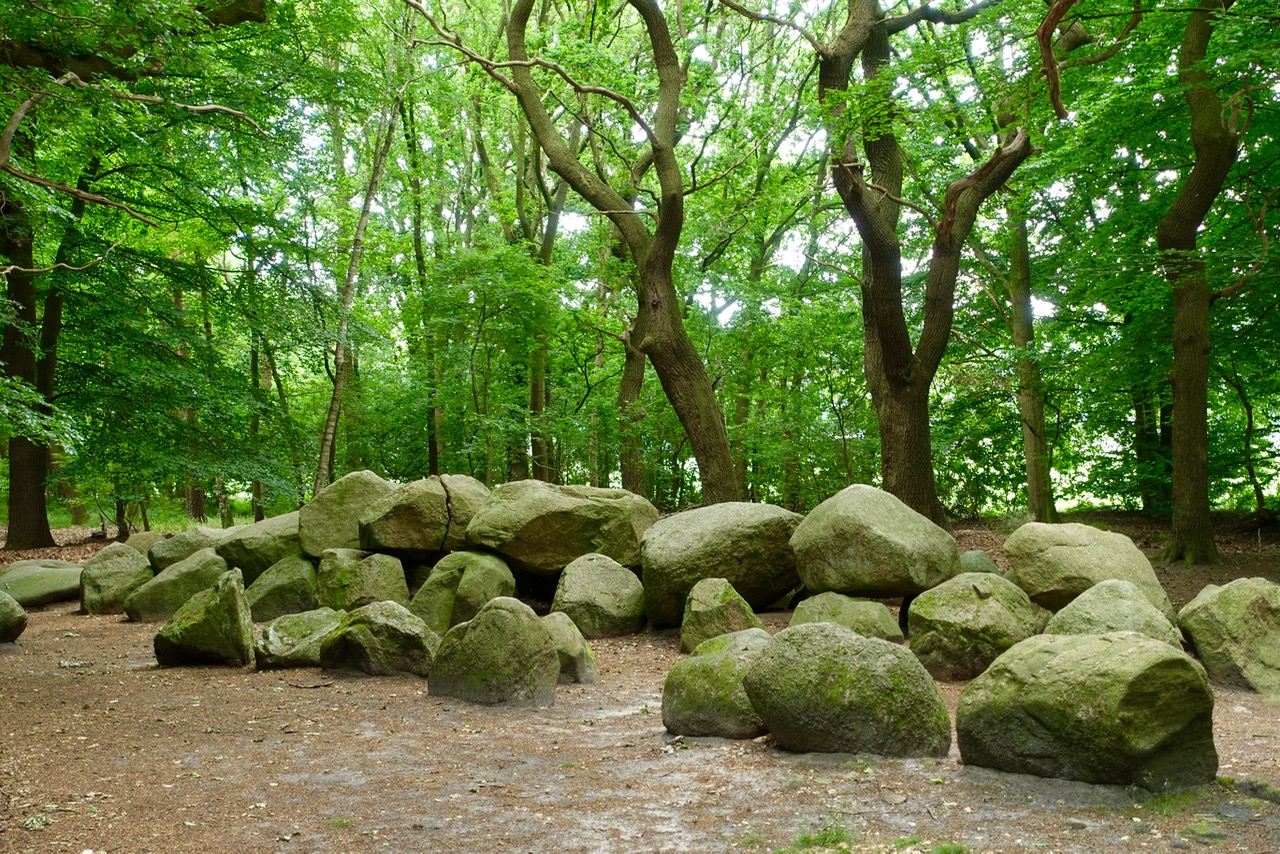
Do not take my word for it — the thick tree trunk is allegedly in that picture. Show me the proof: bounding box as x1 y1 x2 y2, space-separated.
1 194 55 549
864 356 946 522
1007 211 1058 522
1155 0 1239 564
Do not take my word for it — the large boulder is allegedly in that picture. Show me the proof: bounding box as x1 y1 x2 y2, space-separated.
149 527 231 572
315 549 408 611
959 550 1001 575
1045 579 1183 648
359 477 450 558
429 597 560 707
541 611 599 684
0 559 82 607
153 569 255 667
244 555 318 622
957 632 1217 791
1004 522 1174 619
318 601 439 677
679 578 766 653
255 608 345 669
641 502 802 627
464 480 658 575
789 485 959 598
123 531 167 556
0 591 26 642
216 511 302 585
742 622 951 757
439 474 490 551
80 542 154 615
663 633 768 740
550 553 645 639
124 548 227 622
789 592 903 643
1178 577 1280 693
407 551 515 637
299 470 396 558
907 572 1045 681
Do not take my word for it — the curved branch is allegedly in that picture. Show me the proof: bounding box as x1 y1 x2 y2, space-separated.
717 0 826 54
886 0 1005 34
1037 0 1081 120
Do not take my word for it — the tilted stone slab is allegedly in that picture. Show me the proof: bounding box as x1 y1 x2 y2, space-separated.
1004 522 1174 620
1179 577 1280 693
440 474 490 552
149 527 232 572
216 511 302 585
957 632 1217 791
0 559 82 607
743 622 951 757
790 484 959 598
154 569 255 667
465 480 658 576
244 554 319 622
908 572 1045 681
81 542 154 615
299 470 396 558
429 597 560 707
641 502 802 627
316 549 408 611
125 548 227 622
551 553 645 639
407 551 515 637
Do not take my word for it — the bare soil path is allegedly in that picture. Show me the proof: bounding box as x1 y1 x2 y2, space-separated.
1 515 1279 853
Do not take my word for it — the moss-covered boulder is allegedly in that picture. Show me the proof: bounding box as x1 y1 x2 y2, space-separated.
541 611 598 684
464 480 658 575
255 607 345 669
790 592 903 643
959 550 1001 575
1178 577 1280 693
125 548 227 622
691 627 772 657
1045 579 1183 647
680 578 766 653
318 601 439 677
80 542 154 615
149 527 231 572
316 549 408 611
429 597 560 706
299 470 396 558
359 477 451 558
790 484 959 598
663 642 767 740
407 551 516 637
0 591 27 642
550 553 645 638
641 502 802 627
244 554 318 622
216 511 302 585
123 531 167 556
0 559 82 607
439 474 490 551
907 572 1045 681
743 622 951 756
1005 522 1174 619
957 632 1217 790
154 569 255 667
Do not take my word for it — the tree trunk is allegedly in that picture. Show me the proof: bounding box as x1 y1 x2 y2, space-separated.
315 102 399 496
1 193 55 549
1155 0 1240 564
618 326 647 498
1007 210 1058 522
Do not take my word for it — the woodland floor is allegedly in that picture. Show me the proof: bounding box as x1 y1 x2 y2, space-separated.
2 513 1280 853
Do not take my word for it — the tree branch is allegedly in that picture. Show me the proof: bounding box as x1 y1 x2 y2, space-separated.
717 0 826 54
1037 0 1081 119
886 0 1005 34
